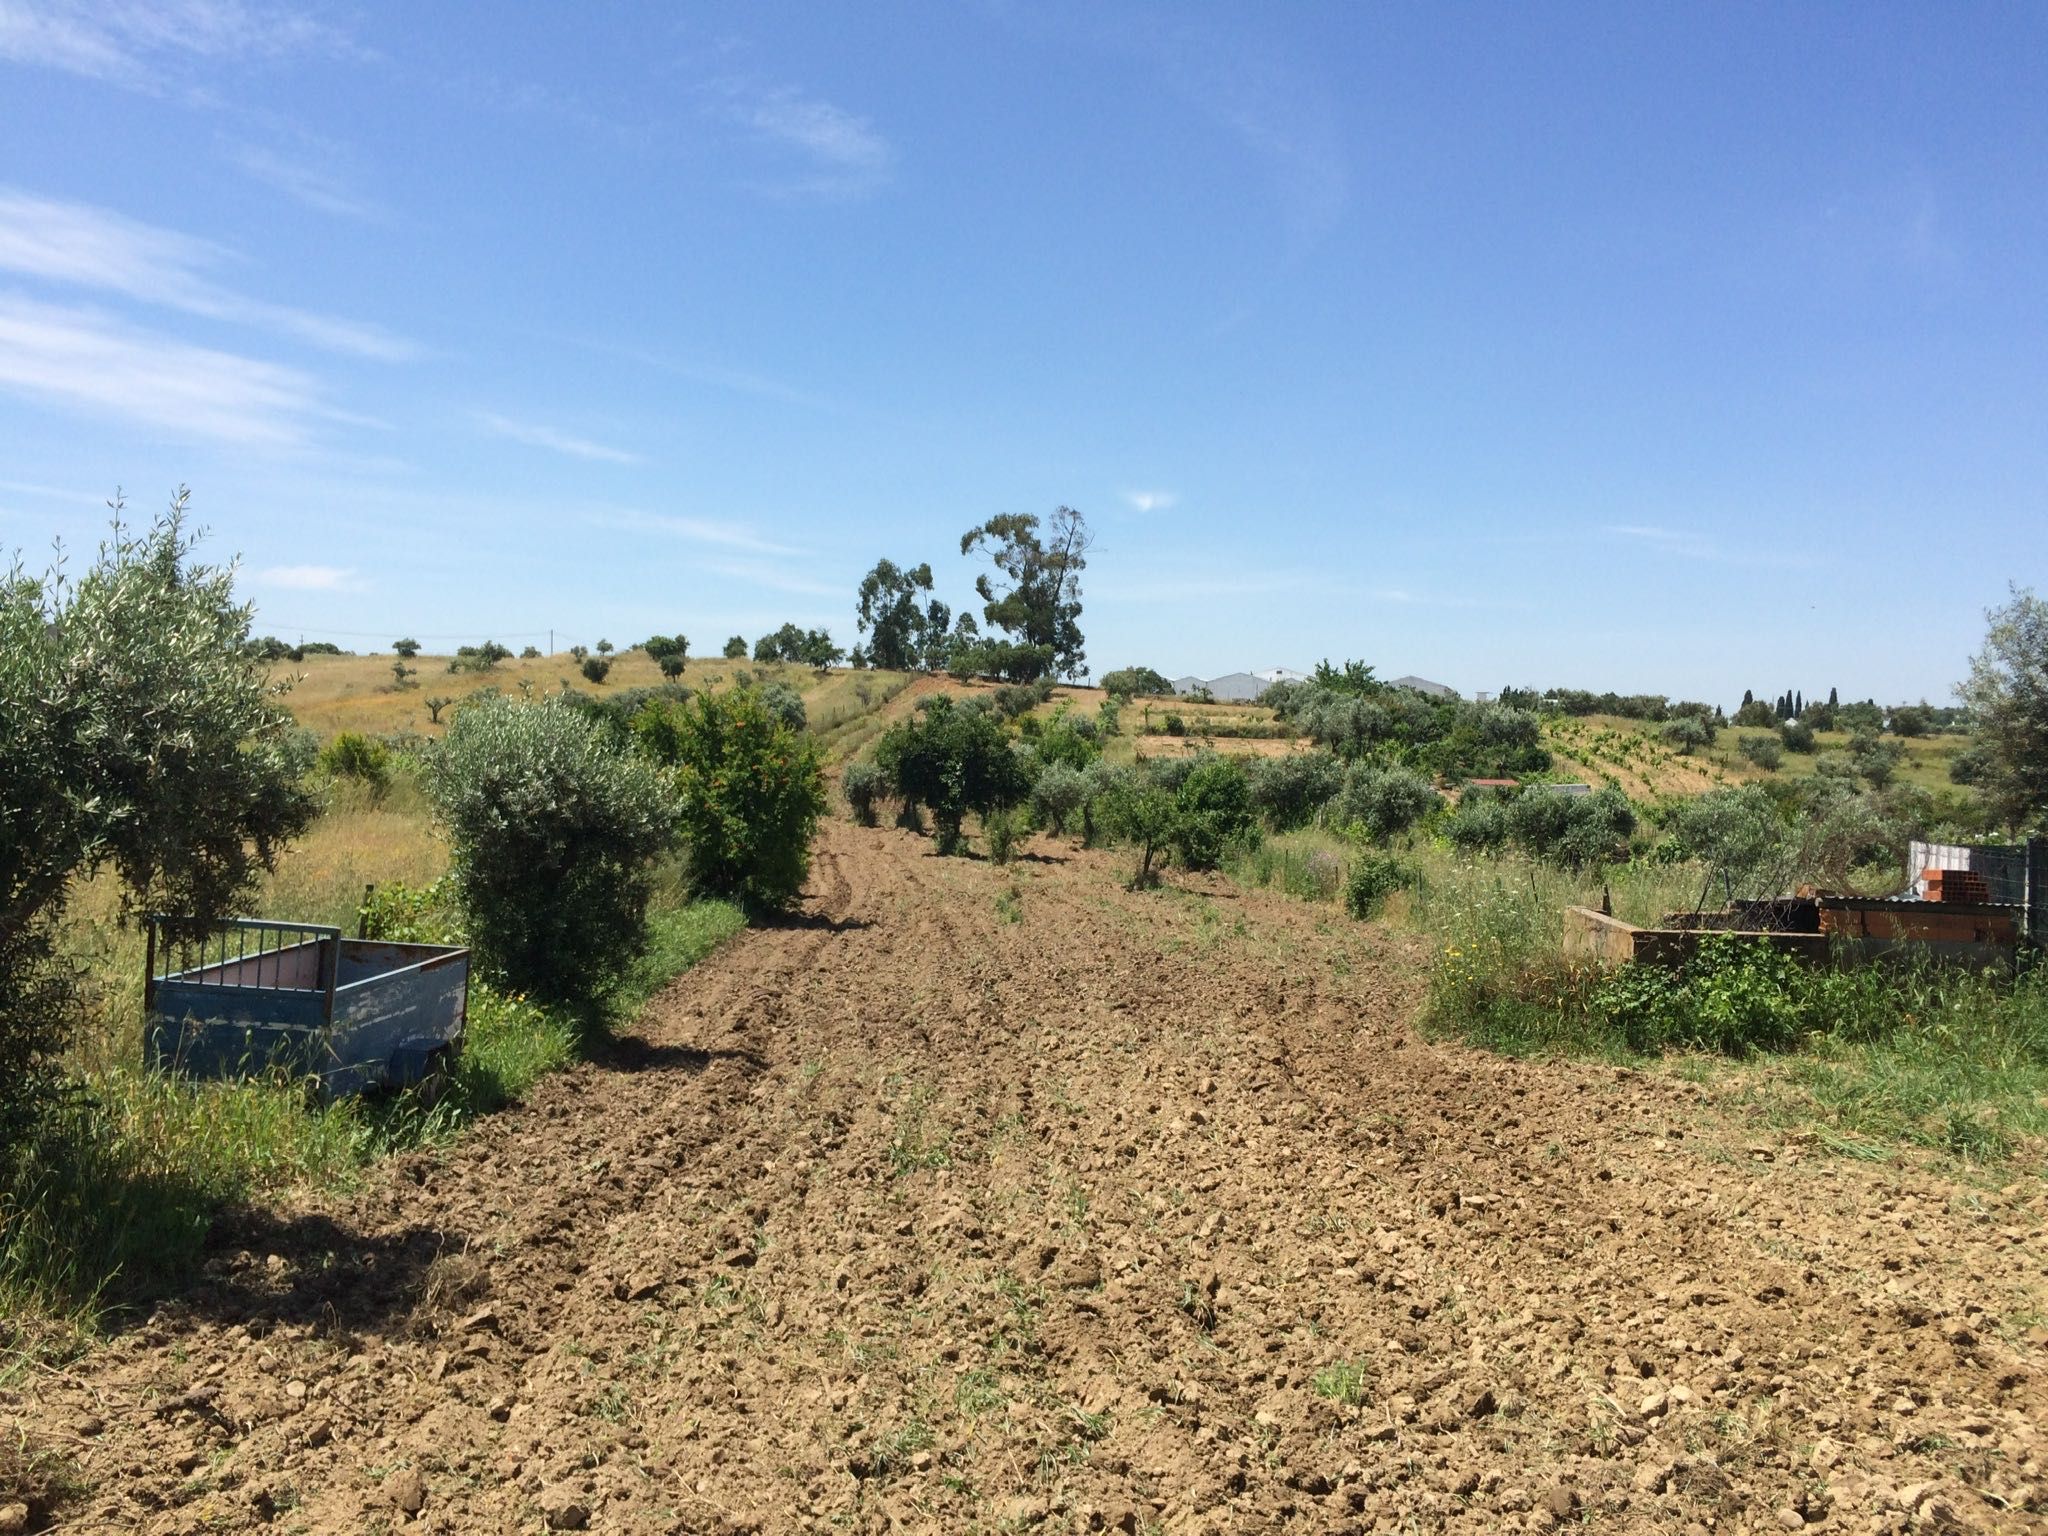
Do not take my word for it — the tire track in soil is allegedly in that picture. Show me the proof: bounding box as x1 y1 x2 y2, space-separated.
8 820 2047 1535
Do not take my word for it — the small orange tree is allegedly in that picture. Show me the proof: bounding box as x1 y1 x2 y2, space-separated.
636 688 825 911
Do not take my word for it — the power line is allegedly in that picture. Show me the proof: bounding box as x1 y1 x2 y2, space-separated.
257 624 557 640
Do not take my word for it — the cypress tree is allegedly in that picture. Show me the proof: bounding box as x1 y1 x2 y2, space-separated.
1828 686 1839 709
1795 690 1804 717
1742 688 1754 708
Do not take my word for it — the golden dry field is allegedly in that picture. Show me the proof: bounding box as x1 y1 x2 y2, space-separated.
277 650 917 756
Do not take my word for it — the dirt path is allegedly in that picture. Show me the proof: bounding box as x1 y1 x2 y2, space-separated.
10 822 2046 1534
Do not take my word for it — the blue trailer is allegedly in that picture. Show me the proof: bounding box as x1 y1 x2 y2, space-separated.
145 916 470 1099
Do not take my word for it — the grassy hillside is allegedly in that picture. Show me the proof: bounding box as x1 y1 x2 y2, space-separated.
279 651 916 759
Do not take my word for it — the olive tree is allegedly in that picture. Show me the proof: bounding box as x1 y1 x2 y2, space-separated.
1 494 316 1130
427 695 678 1012
1334 763 1440 844
1030 762 1090 837
1958 585 2048 832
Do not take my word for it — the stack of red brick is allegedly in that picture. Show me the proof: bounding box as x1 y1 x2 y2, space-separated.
1924 868 1992 904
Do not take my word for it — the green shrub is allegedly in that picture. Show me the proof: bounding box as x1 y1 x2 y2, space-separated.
1948 743 1991 786
1506 785 1636 870
992 680 1051 719
1032 715 1099 770
1097 780 1179 888
1852 734 1906 788
638 688 826 911
1443 792 1509 853
758 681 806 731
723 635 748 659
1592 937 1807 1055
580 655 613 684
874 696 1029 853
427 696 679 1012
1344 852 1415 919
1144 754 1197 793
1079 760 1130 846
1782 719 1817 753
318 730 391 792
1246 751 1345 830
842 761 888 826
1888 704 1933 737
1030 761 1089 836
984 807 1023 865
1171 754 1255 871
1163 712 1186 737
1660 786 1786 896
1335 763 1440 844
1739 733 1784 770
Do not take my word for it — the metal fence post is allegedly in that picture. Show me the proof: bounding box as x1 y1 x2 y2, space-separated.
2029 837 2046 948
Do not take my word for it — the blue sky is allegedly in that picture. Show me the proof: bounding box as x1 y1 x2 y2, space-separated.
2 2 2042 704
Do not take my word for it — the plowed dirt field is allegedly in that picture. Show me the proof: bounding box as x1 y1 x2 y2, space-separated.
11 821 2047 1534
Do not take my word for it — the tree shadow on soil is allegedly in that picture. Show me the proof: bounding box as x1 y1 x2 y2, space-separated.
131 1205 458 1341
600 1038 766 1076
756 909 871 934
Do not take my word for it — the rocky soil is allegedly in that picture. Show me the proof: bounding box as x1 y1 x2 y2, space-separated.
7 819 2045 1533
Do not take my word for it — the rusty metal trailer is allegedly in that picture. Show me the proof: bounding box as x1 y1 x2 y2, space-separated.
145 916 470 1098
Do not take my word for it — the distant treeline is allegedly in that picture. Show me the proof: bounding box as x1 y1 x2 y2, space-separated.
1495 687 1724 725
1496 685 1966 736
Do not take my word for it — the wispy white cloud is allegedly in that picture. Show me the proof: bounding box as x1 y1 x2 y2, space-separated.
0 188 415 359
709 78 892 198
0 292 336 445
701 557 840 598
473 410 643 465
250 562 359 590
746 88 889 172
1123 489 1178 514
0 0 360 89
226 140 380 220
585 506 802 558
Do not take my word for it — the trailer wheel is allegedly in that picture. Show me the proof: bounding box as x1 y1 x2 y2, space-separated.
414 1046 456 1110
